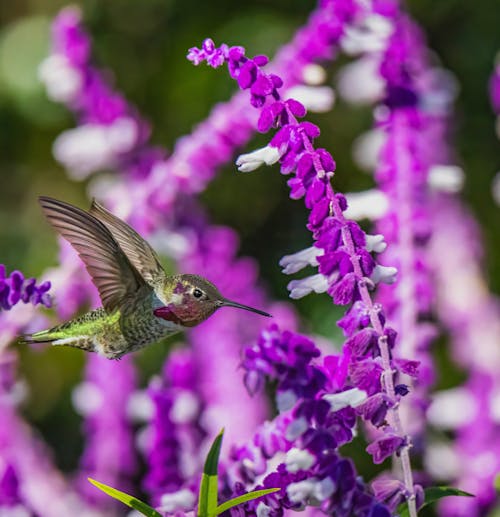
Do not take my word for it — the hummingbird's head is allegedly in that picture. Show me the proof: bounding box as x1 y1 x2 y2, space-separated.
153 274 271 327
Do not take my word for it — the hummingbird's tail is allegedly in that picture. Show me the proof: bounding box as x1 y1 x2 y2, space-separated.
19 328 61 345
19 327 96 353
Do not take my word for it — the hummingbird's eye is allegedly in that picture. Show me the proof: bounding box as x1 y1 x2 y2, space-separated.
193 288 203 299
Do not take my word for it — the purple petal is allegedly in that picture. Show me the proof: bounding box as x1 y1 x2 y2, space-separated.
393 358 420 378
366 434 404 464
287 177 306 199
304 178 326 209
251 74 274 96
286 99 306 118
258 107 275 133
329 272 357 305
316 148 336 172
345 328 378 357
237 61 257 89
308 198 330 228
228 45 245 61
300 121 320 139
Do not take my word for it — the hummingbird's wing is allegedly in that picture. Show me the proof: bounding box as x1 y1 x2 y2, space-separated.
89 199 165 285
39 196 148 313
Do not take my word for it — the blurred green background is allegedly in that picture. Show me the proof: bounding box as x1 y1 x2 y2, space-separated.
0 0 498 476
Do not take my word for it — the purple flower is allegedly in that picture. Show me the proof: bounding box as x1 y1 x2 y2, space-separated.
366 434 405 464
0 265 51 311
74 355 137 509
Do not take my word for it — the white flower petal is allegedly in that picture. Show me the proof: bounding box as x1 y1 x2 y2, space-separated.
337 57 385 104
170 391 199 424
344 189 389 220
38 54 82 103
323 388 367 411
287 480 315 503
427 388 477 428
286 417 308 440
352 129 386 172
286 85 335 113
127 390 155 422
287 274 329 299
365 234 387 253
256 502 272 517
285 448 315 473
279 246 323 274
72 382 103 415
276 389 297 413
313 477 335 501
301 64 327 85
424 442 460 480
158 489 196 513
428 165 465 193
371 265 398 284
236 146 281 172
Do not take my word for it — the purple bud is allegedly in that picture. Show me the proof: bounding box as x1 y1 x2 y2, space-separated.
395 384 409 397
202 38 215 53
269 74 283 88
253 54 269 66
335 193 347 211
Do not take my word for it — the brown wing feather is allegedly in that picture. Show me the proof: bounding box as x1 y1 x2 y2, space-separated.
39 196 147 312
89 199 165 285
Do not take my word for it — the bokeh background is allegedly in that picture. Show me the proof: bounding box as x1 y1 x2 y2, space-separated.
0 0 498 480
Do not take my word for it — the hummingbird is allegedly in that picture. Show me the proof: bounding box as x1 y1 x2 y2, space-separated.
22 197 271 359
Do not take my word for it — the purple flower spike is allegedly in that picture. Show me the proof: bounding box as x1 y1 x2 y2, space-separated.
0 265 51 311
189 18 420 516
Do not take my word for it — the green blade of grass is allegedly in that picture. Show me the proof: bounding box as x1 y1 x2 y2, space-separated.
215 488 280 515
88 478 162 517
198 428 224 517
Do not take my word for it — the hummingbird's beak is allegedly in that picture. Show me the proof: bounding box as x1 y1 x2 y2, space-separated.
220 299 272 317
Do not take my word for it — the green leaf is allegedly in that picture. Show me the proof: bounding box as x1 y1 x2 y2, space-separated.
215 488 280 515
198 428 224 517
397 486 474 517
88 478 162 517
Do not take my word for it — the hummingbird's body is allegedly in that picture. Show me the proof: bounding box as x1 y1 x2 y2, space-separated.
23 197 270 359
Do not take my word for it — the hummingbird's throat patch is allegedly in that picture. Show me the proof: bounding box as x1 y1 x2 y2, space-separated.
153 306 183 325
